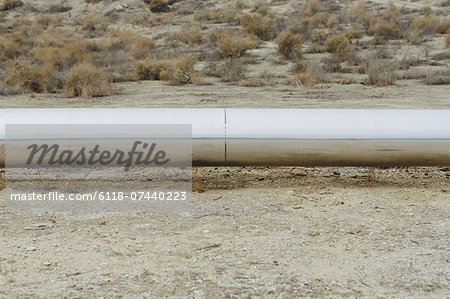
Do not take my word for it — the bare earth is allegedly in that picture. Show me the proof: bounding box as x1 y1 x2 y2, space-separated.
0 80 449 298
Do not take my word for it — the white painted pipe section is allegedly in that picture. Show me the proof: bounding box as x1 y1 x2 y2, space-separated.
1 108 449 166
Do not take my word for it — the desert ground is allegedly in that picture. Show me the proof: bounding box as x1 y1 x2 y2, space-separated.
0 0 449 297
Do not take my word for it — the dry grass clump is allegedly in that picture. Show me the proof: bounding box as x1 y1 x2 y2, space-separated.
301 0 324 17
206 59 248 83
32 40 92 71
253 1 270 15
349 0 366 21
324 34 349 60
64 62 112 97
216 33 257 58
309 12 338 28
366 59 396 86
129 36 155 59
240 14 274 41
276 30 302 60
0 0 23 11
234 0 248 9
149 0 169 13
372 21 401 43
435 20 450 34
194 9 241 24
135 59 169 80
293 61 329 88
446 32 450 47
344 29 363 40
33 15 62 29
81 16 108 35
424 70 450 85
311 30 327 44
135 56 198 85
164 56 198 85
4 60 46 92
0 34 24 60
178 27 203 45
286 18 312 40
408 15 438 44
102 30 135 51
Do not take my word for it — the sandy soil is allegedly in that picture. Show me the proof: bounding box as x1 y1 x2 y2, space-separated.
0 166 449 297
0 79 449 109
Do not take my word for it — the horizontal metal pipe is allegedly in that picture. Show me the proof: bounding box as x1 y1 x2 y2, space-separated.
1 108 449 167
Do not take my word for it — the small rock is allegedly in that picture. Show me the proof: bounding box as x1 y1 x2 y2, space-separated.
26 247 36 251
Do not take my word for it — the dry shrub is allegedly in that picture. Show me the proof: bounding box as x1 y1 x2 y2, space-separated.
302 0 324 17
234 0 248 9
33 14 61 29
32 40 91 71
253 1 270 15
32 28 70 48
216 33 256 58
129 36 155 59
149 0 169 13
293 61 328 88
435 20 450 34
446 32 450 47
82 16 102 32
178 27 203 45
135 59 170 80
346 50 363 67
372 21 401 43
92 49 135 83
310 12 330 27
324 34 349 60
135 56 198 84
349 0 366 21
220 59 247 82
0 0 23 11
163 56 198 85
64 63 112 97
320 56 341 72
366 59 396 86
424 70 450 85
276 30 302 60
287 18 312 40
344 29 363 40
203 59 247 83
311 30 326 43
362 13 377 34
381 4 402 25
103 30 135 51
240 14 274 41
0 35 23 60
4 60 45 92
408 15 438 44
327 14 339 29
207 29 223 45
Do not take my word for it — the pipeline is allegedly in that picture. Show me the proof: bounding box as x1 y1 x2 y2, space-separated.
1 108 449 167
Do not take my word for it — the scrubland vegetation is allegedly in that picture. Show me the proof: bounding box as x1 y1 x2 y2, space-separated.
0 0 449 97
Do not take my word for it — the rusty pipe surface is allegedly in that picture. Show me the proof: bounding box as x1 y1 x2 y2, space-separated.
1 108 449 167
